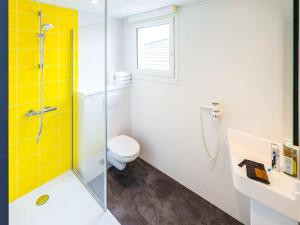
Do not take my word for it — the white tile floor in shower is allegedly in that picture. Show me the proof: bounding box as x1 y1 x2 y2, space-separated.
9 171 120 225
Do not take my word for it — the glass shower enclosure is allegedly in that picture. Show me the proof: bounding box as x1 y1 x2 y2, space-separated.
71 4 108 209
36 0 108 210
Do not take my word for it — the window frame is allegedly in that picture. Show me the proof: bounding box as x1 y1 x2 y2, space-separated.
134 15 178 84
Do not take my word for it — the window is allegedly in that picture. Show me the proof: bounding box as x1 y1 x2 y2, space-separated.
137 24 170 71
135 16 177 83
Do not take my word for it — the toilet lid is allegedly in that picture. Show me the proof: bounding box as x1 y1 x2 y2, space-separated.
108 135 140 158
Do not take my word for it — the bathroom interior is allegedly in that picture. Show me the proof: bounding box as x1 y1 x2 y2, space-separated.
8 0 299 225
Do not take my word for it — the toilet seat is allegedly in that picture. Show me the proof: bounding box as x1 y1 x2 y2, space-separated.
107 135 140 170
107 135 140 158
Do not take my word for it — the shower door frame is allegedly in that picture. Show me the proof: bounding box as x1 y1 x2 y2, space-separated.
71 0 108 211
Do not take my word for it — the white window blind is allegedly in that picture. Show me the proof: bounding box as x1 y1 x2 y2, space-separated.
134 16 177 83
137 24 170 71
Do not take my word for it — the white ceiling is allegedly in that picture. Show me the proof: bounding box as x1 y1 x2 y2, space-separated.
36 0 204 18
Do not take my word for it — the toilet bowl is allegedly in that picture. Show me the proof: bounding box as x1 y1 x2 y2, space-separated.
107 135 140 170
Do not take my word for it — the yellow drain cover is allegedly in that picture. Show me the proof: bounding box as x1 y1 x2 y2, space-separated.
36 194 49 206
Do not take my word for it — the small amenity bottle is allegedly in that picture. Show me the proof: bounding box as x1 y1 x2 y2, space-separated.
283 143 299 178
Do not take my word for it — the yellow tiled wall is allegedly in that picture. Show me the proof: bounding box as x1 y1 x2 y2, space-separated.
9 0 78 202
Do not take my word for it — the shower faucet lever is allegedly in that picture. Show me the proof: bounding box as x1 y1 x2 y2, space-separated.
25 109 38 117
43 106 58 113
25 107 58 118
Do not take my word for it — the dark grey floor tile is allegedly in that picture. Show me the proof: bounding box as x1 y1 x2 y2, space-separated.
107 158 243 225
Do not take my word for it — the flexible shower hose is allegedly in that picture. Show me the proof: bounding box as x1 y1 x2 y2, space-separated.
37 34 46 143
199 108 222 166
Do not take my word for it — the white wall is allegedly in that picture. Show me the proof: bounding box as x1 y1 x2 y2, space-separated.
78 12 124 92
107 88 132 139
123 0 292 223
78 21 105 92
107 18 124 80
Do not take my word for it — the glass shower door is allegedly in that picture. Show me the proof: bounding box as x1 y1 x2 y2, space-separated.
72 6 107 209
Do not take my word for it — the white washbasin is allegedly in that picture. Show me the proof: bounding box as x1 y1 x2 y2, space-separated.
227 129 300 222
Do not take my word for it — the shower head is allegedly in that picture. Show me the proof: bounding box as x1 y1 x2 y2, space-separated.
42 24 54 31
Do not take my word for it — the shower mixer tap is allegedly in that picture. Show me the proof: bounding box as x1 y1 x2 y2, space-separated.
25 107 58 118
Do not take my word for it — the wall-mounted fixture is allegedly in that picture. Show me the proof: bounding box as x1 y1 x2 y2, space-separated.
25 107 57 118
200 102 223 166
36 11 56 143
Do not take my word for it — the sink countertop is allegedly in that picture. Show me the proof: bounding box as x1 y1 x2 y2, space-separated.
227 129 300 222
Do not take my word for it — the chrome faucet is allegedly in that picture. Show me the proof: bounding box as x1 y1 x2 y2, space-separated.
271 143 280 172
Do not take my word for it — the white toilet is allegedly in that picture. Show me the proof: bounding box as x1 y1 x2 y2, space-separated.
107 135 140 170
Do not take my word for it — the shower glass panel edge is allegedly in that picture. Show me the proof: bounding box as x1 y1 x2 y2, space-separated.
70 0 108 211
104 0 108 211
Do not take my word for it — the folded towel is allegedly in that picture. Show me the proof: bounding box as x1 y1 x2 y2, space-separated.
116 80 132 85
117 76 132 82
115 71 131 78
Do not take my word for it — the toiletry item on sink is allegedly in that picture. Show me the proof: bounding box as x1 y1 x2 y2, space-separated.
239 159 270 184
283 143 299 178
271 143 280 172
